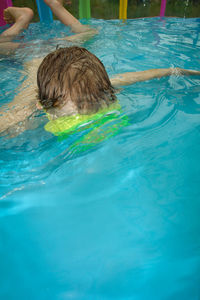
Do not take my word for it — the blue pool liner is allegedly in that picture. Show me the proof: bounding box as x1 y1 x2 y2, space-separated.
35 0 53 23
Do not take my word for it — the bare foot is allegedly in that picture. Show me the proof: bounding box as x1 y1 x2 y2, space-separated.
1 7 34 38
4 7 34 27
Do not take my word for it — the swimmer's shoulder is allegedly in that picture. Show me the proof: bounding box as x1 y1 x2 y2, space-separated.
22 57 44 94
24 57 43 72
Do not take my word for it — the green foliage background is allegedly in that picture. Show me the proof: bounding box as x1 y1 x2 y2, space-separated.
12 0 200 22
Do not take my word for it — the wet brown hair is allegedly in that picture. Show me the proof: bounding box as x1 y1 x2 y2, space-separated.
37 46 116 114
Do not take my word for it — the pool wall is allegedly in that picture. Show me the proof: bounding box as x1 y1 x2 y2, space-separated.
10 0 200 23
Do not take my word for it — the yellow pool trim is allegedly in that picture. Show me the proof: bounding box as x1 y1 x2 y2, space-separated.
119 0 128 20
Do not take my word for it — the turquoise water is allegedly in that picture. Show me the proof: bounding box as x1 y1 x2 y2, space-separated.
0 18 200 299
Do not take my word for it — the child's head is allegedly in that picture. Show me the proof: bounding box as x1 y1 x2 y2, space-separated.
37 46 116 117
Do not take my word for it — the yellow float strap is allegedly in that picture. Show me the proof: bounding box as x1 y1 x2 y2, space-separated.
45 102 121 136
44 102 129 150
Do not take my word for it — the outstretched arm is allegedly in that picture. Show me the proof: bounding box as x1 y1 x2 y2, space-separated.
110 68 200 87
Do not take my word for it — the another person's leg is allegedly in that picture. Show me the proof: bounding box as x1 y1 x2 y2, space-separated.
44 0 89 33
0 7 34 54
0 7 34 41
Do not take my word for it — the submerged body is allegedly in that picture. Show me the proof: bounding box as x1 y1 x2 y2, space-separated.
0 50 199 136
0 3 200 135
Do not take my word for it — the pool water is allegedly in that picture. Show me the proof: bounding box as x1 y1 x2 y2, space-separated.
0 18 200 300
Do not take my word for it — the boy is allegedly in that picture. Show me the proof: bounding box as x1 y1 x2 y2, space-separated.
37 46 200 122
0 1 200 135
